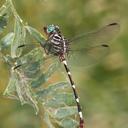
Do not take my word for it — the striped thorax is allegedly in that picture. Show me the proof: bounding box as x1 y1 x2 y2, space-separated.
43 25 69 56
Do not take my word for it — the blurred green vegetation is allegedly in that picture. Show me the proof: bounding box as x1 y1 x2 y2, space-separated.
0 0 128 128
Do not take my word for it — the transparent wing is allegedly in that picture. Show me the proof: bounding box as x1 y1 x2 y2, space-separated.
69 23 120 50
67 23 120 67
68 44 110 67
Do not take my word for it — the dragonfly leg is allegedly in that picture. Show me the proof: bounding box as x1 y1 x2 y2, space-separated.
18 44 26 48
11 62 22 70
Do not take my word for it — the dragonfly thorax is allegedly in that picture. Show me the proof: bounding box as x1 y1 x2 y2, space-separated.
43 24 69 56
44 33 69 56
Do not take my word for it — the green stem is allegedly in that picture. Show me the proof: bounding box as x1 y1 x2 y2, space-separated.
6 0 23 24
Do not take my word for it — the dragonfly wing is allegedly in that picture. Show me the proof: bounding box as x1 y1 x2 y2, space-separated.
69 23 120 50
68 44 110 67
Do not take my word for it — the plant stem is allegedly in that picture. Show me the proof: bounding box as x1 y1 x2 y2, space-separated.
6 0 23 23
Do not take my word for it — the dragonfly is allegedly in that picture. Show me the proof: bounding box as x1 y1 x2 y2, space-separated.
18 22 120 128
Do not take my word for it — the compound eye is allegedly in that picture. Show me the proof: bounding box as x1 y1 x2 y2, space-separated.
47 25 55 33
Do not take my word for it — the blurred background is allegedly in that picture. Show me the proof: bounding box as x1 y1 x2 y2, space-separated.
0 0 128 128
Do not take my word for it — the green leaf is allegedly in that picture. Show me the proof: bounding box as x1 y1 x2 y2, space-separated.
11 19 26 58
31 73 46 88
3 54 39 113
45 62 60 80
60 118 78 128
18 48 44 64
3 71 18 99
0 32 14 51
0 1 11 33
25 26 46 46
36 82 69 99
0 2 10 16
16 48 44 78
31 62 60 88
0 14 8 33
44 112 55 128
3 54 16 66
52 106 77 119
45 93 75 108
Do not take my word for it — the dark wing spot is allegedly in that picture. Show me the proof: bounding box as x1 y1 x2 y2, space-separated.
101 44 109 47
108 22 118 26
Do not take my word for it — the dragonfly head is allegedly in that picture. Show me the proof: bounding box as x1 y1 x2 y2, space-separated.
43 24 60 35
